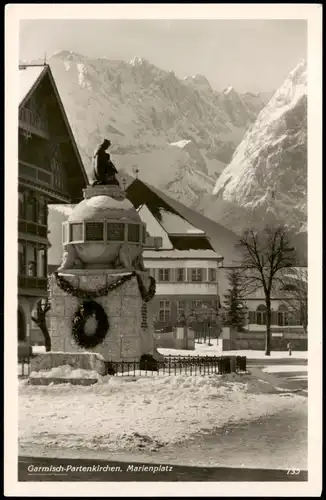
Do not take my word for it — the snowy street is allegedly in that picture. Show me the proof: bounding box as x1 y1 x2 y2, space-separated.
19 366 307 469
19 344 308 471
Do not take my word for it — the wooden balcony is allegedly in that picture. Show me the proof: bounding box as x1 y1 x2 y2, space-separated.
19 161 52 185
18 276 47 290
18 220 48 238
19 107 49 139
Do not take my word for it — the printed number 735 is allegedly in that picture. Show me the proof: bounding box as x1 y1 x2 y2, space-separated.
287 469 301 475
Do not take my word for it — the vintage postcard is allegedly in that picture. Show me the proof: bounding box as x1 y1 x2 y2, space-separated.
4 3 322 497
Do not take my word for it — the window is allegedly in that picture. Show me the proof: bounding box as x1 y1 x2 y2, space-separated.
36 248 46 277
208 268 216 282
278 306 289 326
128 224 140 242
159 300 170 322
177 300 185 319
158 269 170 282
191 300 203 311
37 196 47 225
176 268 185 282
256 305 267 326
248 311 257 324
18 192 25 219
51 157 63 191
191 268 203 282
107 223 125 241
70 223 83 242
62 223 68 244
85 222 104 241
203 300 213 309
25 193 37 222
142 226 147 244
26 245 37 277
18 243 26 275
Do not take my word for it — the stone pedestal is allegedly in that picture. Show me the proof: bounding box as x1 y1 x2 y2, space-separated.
220 327 238 351
49 270 155 362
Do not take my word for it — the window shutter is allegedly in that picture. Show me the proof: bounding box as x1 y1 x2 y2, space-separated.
249 311 256 324
201 268 207 282
169 268 175 282
187 268 192 282
271 311 278 325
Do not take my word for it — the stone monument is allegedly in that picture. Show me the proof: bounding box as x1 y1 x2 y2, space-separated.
31 145 161 379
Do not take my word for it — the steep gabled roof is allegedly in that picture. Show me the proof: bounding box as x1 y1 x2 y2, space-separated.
126 177 240 264
19 64 88 192
19 65 46 105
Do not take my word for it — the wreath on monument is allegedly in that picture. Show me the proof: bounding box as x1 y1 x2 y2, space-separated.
72 300 109 348
53 270 156 343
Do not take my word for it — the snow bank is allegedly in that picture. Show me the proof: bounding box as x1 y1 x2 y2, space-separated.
19 372 306 453
29 365 101 380
263 365 308 373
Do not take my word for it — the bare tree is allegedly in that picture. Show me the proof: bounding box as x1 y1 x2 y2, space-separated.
31 298 51 352
236 226 298 355
280 267 308 334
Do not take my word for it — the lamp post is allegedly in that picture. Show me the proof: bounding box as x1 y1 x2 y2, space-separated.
178 311 188 349
207 318 212 346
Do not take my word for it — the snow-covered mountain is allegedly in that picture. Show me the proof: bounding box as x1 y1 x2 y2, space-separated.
209 60 307 233
43 51 268 208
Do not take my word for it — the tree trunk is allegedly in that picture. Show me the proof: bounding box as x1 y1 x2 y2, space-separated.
265 296 272 356
31 317 51 352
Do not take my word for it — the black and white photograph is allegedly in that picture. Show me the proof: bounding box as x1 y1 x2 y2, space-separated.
4 4 322 497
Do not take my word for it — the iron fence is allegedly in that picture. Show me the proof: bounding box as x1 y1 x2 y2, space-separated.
106 355 247 377
18 354 247 378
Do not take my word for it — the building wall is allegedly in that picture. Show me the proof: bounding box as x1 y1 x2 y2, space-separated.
143 257 220 329
151 294 220 327
18 68 87 346
218 267 306 331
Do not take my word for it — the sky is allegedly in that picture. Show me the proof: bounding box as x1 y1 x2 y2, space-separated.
19 19 307 93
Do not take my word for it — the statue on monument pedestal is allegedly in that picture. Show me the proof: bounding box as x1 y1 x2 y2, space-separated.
92 139 120 187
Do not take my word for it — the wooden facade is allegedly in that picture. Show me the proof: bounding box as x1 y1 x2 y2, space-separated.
18 64 87 343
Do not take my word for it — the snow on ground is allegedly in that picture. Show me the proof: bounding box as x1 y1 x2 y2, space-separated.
29 365 101 379
19 372 306 453
32 345 46 354
263 365 308 373
159 344 307 359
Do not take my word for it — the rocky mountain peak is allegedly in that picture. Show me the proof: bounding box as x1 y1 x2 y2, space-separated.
210 60 307 233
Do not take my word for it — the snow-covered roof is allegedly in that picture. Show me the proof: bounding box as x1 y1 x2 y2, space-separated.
19 65 46 105
158 208 204 235
143 249 222 260
126 176 240 263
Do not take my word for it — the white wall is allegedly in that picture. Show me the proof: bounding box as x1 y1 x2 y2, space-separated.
138 205 173 249
146 259 217 269
155 283 218 296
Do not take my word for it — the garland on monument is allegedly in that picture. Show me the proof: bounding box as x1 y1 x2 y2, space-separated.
53 270 137 298
53 270 156 302
72 300 109 348
136 274 156 302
